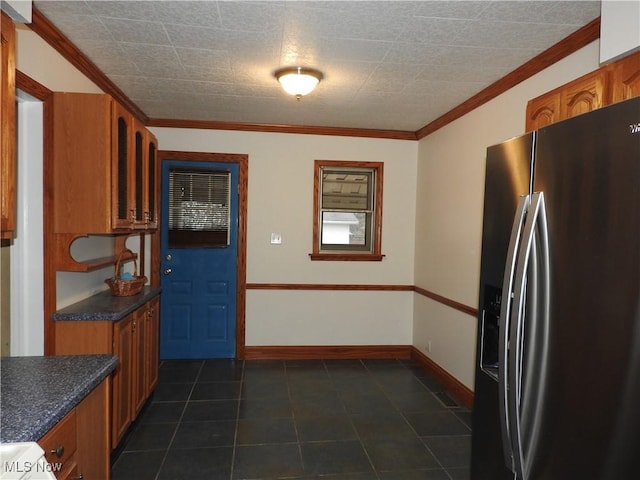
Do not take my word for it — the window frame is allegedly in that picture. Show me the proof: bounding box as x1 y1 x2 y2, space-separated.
310 160 384 261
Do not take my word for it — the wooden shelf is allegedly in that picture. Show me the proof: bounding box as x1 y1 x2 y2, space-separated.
54 234 136 272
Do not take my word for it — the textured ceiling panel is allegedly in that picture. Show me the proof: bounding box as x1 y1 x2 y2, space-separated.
33 0 602 132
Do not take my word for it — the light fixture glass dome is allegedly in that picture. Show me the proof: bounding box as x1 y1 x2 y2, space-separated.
274 67 323 99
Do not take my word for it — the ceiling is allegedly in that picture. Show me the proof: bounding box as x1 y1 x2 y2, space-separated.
33 1 602 133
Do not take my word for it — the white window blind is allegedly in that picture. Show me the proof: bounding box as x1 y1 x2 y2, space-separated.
168 168 231 248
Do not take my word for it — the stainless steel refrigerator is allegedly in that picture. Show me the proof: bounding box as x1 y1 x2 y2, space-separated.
471 96 640 480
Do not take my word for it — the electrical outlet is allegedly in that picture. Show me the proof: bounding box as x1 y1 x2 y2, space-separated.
270 233 282 245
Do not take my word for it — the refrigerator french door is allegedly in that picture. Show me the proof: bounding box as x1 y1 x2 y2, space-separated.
471 97 640 480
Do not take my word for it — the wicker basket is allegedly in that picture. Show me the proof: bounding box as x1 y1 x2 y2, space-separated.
105 248 147 296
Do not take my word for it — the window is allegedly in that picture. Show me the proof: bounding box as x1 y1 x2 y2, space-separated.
168 167 231 248
311 160 384 261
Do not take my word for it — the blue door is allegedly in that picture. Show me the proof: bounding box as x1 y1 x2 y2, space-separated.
160 160 238 359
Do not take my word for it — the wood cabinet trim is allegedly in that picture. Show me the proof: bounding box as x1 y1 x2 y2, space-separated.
38 409 77 470
1 12 16 239
610 50 640 103
53 295 160 450
53 92 159 235
37 378 110 480
526 48 640 131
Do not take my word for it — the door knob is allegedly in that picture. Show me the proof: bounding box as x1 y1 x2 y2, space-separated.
163 268 172 275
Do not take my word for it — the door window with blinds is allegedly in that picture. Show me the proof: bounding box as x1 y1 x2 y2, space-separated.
312 160 384 260
168 168 231 248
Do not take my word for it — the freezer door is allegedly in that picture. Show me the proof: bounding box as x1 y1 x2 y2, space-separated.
525 97 640 479
471 133 533 480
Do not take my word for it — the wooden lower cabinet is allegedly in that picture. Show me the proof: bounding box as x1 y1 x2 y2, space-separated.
112 313 134 447
38 379 110 479
55 295 160 449
145 296 160 395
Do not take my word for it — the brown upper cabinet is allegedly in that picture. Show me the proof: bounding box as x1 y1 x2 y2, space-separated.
526 50 640 132
526 70 607 131
53 93 158 234
610 49 640 103
525 89 562 132
1 12 16 240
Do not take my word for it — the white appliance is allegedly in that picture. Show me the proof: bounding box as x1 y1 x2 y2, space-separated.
0 442 57 480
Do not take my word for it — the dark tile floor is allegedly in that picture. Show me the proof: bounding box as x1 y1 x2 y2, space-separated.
111 358 471 480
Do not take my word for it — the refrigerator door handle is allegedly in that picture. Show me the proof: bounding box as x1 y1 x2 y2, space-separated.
508 191 551 480
498 193 530 471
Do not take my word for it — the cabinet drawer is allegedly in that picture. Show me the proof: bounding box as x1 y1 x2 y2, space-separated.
57 458 79 480
39 410 77 471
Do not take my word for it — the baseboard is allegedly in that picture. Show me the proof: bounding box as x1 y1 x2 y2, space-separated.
243 345 412 360
410 346 474 409
241 344 474 410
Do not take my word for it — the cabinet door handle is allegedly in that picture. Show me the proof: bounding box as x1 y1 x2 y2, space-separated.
51 445 64 458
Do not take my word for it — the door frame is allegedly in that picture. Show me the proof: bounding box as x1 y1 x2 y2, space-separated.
154 150 248 359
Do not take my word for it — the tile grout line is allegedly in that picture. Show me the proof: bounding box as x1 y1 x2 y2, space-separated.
153 360 204 480
323 358 384 479
285 360 307 478
118 358 470 480
369 359 455 479
229 359 245 480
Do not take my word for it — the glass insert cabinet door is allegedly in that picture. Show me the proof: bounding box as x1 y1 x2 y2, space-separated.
168 168 231 248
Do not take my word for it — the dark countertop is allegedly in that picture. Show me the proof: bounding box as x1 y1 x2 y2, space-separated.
0 354 118 443
52 286 161 321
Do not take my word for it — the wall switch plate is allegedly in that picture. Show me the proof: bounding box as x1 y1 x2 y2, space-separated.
270 233 282 245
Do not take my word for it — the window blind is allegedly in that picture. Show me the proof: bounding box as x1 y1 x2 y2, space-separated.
168 168 231 248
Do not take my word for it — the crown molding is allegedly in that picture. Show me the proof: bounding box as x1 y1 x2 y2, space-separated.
29 5 599 141
416 17 601 139
29 6 148 123
147 118 417 140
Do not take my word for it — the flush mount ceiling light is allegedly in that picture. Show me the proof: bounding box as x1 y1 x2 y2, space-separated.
274 66 323 100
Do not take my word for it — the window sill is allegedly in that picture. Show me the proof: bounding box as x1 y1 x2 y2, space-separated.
309 253 385 262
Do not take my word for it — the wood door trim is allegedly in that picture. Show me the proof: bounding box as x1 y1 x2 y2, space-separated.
16 70 52 100
157 150 248 359
16 70 57 354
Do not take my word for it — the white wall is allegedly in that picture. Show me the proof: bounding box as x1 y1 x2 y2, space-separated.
15 17 606 384
15 25 101 94
413 41 601 390
153 128 418 346
16 22 417 349
600 0 640 63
